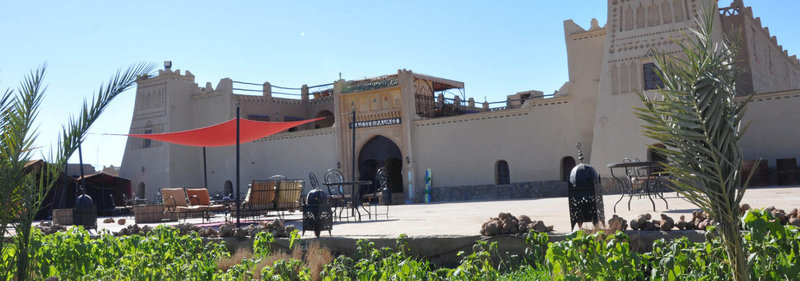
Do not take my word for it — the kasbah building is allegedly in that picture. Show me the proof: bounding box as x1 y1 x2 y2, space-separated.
121 0 800 204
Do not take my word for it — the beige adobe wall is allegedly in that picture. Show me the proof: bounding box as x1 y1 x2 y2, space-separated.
120 73 172 200
411 98 578 190
563 18 606 162
589 0 719 174
739 89 800 165
719 1 800 94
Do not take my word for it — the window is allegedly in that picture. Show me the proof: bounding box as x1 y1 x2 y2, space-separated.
643 63 664 90
136 183 146 200
495 160 510 185
143 129 152 148
224 180 233 196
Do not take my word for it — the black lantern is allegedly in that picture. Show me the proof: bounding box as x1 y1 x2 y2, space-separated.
73 193 97 231
302 188 333 237
567 143 605 230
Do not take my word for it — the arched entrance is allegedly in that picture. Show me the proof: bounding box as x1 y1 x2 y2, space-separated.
561 156 576 186
358 136 403 193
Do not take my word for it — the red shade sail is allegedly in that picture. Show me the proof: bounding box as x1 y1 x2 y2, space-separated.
123 117 324 147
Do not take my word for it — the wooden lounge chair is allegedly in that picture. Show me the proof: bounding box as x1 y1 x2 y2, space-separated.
161 187 212 221
275 179 304 218
240 180 278 220
186 188 226 213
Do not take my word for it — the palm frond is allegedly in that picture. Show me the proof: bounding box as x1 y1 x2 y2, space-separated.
0 62 155 280
634 3 751 280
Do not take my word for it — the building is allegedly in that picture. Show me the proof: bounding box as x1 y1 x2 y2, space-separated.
120 0 800 203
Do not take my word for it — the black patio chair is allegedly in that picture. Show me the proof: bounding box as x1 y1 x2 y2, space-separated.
323 169 349 220
362 167 389 220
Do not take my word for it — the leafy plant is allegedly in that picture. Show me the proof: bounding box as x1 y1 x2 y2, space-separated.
634 4 752 281
0 63 154 280
545 231 646 280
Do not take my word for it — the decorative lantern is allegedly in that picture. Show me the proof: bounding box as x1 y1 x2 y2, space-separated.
73 193 97 231
568 143 605 230
302 188 333 237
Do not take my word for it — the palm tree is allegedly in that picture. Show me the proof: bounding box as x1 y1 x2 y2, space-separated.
634 5 752 281
0 63 155 280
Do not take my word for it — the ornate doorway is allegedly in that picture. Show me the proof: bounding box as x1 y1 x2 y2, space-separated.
358 135 403 193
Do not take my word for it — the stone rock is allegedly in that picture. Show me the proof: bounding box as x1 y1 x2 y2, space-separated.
246 224 259 236
117 218 126 225
198 228 219 238
219 222 235 237
660 214 674 231
739 203 751 215
234 228 248 239
482 219 500 236
788 208 798 219
607 214 628 231
789 217 800 227
530 220 549 232
103 218 115 223
629 219 641 230
519 215 532 226
141 225 152 235
676 215 689 230
499 213 519 235
771 209 788 224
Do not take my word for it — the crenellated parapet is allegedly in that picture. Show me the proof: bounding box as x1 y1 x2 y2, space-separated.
721 0 800 66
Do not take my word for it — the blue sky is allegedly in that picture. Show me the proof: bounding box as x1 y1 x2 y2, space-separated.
1 1 798 169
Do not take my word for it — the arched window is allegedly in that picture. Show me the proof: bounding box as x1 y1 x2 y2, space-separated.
495 160 510 185
224 180 233 196
136 182 146 199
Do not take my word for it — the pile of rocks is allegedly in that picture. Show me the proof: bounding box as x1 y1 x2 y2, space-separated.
114 224 153 236
673 211 715 230
480 212 552 236
764 206 800 227
611 203 800 232
218 220 297 239
36 222 67 235
628 213 677 231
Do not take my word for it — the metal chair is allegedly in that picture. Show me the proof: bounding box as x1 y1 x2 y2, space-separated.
309 172 320 190
323 169 349 220
362 167 389 219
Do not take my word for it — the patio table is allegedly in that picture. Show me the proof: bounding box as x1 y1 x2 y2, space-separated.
608 161 669 212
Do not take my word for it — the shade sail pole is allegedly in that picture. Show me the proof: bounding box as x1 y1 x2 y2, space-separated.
236 104 241 227
351 110 356 183
203 147 208 189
